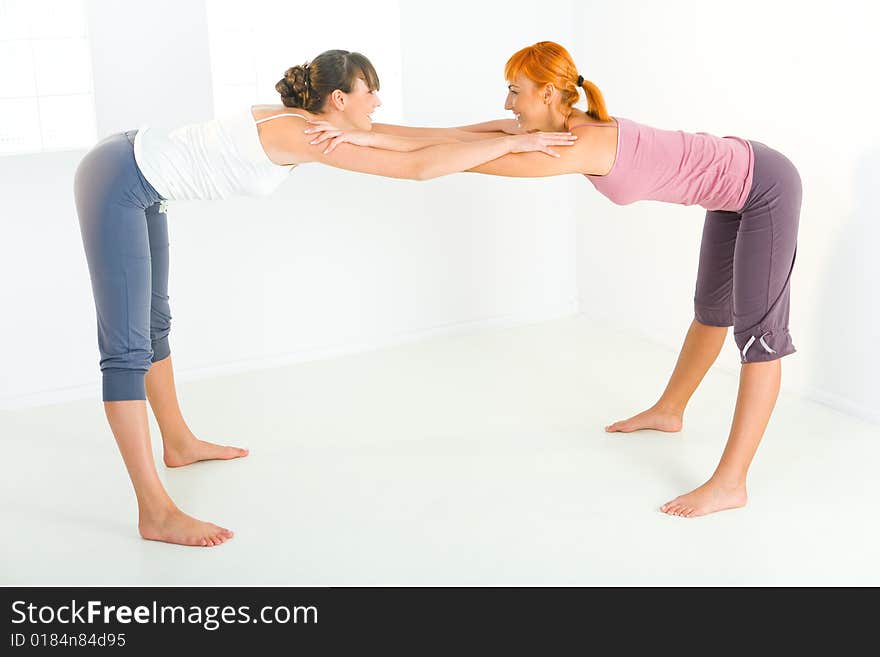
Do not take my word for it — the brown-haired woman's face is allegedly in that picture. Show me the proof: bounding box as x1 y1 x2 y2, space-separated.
342 75 382 131
504 73 544 131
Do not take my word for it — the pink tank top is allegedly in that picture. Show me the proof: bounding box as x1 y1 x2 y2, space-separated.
578 116 754 213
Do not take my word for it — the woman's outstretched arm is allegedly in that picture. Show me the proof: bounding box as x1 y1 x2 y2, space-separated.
304 120 461 152
279 125 576 180
370 118 522 141
304 118 527 154
465 133 600 177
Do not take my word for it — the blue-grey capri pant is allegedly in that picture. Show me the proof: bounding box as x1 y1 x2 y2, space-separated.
74 130 170 401
693 140 803 363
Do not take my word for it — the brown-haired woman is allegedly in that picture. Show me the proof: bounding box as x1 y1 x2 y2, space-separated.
73 48 576 548
309 41 803 519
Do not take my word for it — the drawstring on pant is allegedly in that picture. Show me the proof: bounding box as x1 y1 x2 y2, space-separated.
741 331 776 362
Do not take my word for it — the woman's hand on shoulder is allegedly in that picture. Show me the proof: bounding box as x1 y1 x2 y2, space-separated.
303 120 374 154
506 131 578 158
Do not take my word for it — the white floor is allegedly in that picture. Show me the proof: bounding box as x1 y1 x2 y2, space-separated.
2 315 878 586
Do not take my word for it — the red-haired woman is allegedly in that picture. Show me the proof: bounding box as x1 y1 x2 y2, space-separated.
309 41 802 518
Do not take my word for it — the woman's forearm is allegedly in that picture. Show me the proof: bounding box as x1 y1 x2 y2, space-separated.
371 122 504 142
412 136 515 179
305 134 517 180
366 132 460 152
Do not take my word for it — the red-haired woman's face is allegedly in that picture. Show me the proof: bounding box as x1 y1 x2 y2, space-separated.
504 73 546 132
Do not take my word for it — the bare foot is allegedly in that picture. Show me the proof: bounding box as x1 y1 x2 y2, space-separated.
139 506 234 547
163 436 249 468
605 404 683 433
660 478 747 517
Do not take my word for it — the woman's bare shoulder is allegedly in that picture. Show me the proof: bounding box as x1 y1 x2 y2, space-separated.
566 108 616 130
563 109 619 176
250 105 316 122
250 105 316 166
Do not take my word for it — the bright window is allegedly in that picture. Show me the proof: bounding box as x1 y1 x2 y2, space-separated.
0 0 96 155
205 0 403 122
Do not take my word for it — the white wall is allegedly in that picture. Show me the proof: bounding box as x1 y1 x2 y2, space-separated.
0 0 579 408
2 1 876 425
572 0 880 423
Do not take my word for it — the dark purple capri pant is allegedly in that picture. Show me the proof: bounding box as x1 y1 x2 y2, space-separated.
693 140 802 364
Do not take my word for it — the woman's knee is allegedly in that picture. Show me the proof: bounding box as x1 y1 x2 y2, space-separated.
149 291 172 361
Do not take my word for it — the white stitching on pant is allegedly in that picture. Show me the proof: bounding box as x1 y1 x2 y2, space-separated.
741 335 756 361
759 334 776 354
741 331 776 362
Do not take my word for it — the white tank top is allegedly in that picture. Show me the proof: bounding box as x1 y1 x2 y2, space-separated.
132 107 306 201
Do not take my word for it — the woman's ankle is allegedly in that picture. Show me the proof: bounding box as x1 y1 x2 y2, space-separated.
710 468 747 489
136 494 177 518
653 400 685 417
